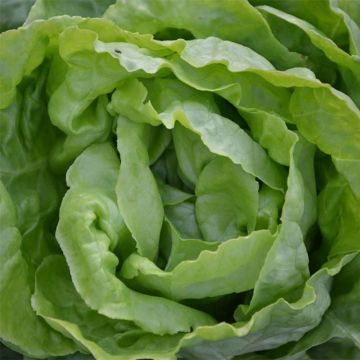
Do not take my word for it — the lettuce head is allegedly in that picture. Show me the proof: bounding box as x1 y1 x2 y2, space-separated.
0 0 360 359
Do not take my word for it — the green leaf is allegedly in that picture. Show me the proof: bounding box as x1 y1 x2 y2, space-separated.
178 254 352 358
165 201 203 240
250 0 351 50
0 181 78 358
120 229 274 300
195 157 259 241
26 0 115 23
104 0 303 69
162 220 219 271
33 255 183 360
290 87 360 199
318 176 360 259
56 143 215 335
1 6 360 359
246 136 316 312
274 255 360 359
172 123 215 186
0 0 35 32
116 116 164 261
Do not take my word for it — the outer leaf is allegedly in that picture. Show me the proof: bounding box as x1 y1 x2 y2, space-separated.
290 87 360 199
32 255 183 360
337 0 360 30
258 5 360 105
177 254 353 359
0 181 78 358
0 17 82 109
250 0 350 49
0 62 80 357
0 0 35 31
26 0 115 23
318 176 360 259
273 255 360 359
104 0 303 69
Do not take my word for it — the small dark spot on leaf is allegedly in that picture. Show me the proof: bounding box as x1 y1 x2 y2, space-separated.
114 48 121 54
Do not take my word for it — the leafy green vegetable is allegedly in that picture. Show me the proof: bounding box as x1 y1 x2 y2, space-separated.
0 0 359 359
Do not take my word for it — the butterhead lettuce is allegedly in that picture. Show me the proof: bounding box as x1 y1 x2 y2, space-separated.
0 0 360 359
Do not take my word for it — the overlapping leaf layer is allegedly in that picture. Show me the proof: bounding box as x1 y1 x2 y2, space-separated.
1 1 360 359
